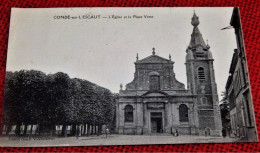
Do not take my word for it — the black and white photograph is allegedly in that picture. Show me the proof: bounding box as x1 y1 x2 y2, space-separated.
0 7 258 147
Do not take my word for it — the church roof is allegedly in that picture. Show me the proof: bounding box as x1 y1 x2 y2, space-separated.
135 54 173 64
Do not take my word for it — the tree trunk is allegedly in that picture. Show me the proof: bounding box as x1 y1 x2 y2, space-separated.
61 124 66 137
49 124 53 136
6 124 11 135
97 125 100 136
5 123 9 135
96 126 99 136
72 124 76 136
38 124 43 136
23 124 28 135
15 123 21 136
87 124 90 136
98 125 102 136
0 124 4 136
35 124 38 135
30 124 33 135
37 124 40 136
83 124 86 136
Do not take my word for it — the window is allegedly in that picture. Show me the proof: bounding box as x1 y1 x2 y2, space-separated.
198 67 205 80
124 105 133 122
179 104 189 123
149 75 160 90
201 97 207 105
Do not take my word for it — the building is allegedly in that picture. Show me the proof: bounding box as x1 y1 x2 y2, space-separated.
225 7 258 141
116 12 222 136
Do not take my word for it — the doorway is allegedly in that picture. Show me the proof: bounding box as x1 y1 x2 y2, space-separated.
150 112 163 133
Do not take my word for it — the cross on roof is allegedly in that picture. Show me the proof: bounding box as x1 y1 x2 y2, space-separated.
152 47 155 55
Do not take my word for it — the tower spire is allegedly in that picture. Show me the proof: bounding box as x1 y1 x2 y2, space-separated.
152 47 155 55
189 12 207 49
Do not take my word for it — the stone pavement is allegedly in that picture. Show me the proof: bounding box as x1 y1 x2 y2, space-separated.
0 134 237 147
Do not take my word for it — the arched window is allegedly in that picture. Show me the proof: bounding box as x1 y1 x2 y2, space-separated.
198 67 205 80
124 105 133 122
179 104 189 123
149 72 160 90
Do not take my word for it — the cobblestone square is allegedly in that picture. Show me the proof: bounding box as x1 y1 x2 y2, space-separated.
0 135 236 147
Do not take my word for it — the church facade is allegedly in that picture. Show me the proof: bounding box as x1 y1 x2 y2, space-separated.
116 13 222 136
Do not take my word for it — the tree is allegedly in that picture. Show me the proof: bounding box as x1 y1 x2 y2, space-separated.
2 70 47 135
220 90 231 136
2 70 117 137
44 72 72 136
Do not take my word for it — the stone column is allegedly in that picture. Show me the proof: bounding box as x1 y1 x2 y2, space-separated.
172 103 179 127
188 103 196 135
116 101 119 133
143 102 148 134
136 103 143 134
169 102 173 132
164 102 171 133
117 103 124 134
193 98 200 135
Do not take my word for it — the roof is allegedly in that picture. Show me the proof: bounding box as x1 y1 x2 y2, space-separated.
230 7 240 28
135 54 174 64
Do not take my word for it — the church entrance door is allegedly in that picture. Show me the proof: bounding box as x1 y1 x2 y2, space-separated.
150 112 163 133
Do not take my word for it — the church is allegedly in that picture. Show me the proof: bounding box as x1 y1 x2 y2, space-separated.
115 12 222 136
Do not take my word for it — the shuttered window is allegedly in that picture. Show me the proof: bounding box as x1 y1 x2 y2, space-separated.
198 67 206 80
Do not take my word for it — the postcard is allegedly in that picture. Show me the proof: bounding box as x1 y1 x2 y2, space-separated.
0 7 257 147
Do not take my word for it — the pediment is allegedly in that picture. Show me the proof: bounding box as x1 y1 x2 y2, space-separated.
136 55 173 64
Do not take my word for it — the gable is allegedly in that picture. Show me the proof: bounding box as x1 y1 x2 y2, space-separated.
136 55 173 64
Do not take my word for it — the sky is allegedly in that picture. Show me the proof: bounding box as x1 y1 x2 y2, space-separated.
7 7 237 99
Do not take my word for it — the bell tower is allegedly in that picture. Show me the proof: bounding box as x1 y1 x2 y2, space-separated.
185 12 222 136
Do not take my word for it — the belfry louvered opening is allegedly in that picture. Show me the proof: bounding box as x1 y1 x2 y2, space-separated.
196 52 205 58
198 67 205 80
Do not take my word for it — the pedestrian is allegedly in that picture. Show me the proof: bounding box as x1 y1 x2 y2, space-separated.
176 129 179 136
171 128 174 136
236 126 240 138
105 127 109 139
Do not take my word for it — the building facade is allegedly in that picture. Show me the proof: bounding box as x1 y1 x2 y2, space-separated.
225 7 258 141
116 13 222 136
